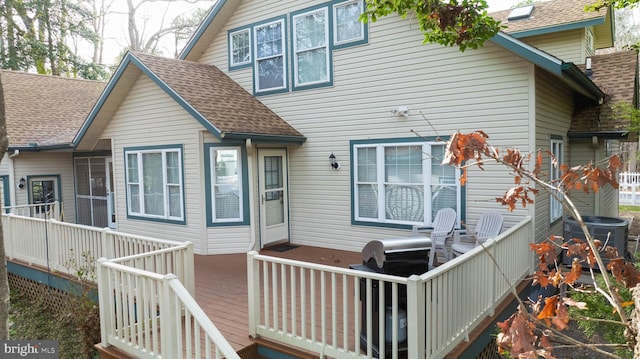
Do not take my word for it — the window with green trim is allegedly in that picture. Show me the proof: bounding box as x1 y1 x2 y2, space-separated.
293 7 330 87
229 28 251 67
333 0 365 45
254 19 286 92
550 138 564 222
125 146 184 222
353 141 460 226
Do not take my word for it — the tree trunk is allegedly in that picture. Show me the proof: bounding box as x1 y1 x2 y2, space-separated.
0 74 10 340
631 285 640 356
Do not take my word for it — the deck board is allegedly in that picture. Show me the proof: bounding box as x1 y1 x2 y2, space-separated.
194 246 363 353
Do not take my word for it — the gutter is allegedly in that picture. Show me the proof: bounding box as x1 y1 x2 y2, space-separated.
561 63 605 103
9 143 75 152
222 132 307 145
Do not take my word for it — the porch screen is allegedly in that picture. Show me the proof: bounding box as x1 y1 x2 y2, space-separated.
75 158 108 227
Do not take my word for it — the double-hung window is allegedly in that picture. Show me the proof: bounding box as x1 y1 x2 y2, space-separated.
353 139 460 227
254 19 286 93
333 0 365 45
229 28 251 68
125 146 184 223
550 138 564 222
293 7 330 87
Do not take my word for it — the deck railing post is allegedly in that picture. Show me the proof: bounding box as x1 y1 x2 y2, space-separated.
96 258 112 347
247 251 260 338
101 227 114 260
406 274 425 359
183 241 195 296
160 274 179 359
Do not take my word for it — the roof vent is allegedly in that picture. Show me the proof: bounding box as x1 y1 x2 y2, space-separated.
508 4 534 21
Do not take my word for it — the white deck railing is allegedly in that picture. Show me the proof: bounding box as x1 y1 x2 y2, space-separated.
247 217 533 359
3 213 238 359
619 172 640 205
3 201 62 220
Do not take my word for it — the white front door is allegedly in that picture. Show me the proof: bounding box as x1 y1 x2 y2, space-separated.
258 149 289 247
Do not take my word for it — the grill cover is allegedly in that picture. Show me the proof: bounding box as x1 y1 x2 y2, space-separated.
361 237 431 276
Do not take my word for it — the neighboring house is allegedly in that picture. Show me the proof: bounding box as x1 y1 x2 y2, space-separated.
0 71 105 225
3 0 638 257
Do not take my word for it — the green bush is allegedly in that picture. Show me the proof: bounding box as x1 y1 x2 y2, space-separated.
9 283 100 359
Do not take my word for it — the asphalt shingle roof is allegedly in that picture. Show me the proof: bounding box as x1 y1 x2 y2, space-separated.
1 70 105 148
490 0 608 34
571 51 639 135
131 52 303 139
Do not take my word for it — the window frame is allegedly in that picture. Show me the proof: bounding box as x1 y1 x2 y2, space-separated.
351 138 462 229
204 143 250 227
253 17 288 94
228 27 252 69
292 6 332 89
332 0 367 48
124 145 185 224
550 137 564 223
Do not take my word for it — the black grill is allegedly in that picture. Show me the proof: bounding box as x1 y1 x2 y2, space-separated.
349 237 431 358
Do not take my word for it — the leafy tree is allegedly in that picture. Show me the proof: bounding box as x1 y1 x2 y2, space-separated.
442 131 635 358
360 0 503 51
0 0 100 77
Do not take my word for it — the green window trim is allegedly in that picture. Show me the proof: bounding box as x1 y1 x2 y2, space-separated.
228 27 252 69
204 143 251 227
124 145 186 225
226 0 368 95
350 137 464 230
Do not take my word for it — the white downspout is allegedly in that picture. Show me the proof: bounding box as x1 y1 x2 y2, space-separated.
8 150 19 207
246 138 257 252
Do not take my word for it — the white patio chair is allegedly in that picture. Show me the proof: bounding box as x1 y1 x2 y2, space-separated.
411 207 457 269
451 211 504 257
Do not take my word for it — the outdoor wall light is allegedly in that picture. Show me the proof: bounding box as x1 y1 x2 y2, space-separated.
329 153 340 170
390 106 409 118
17 177 25 189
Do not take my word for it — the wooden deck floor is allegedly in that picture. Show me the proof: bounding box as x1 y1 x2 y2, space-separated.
193 245 362 353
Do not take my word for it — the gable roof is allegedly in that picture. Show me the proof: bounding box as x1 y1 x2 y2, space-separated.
570 51 639 139
490 0 614 48
74 51 304 149
1 70 105 150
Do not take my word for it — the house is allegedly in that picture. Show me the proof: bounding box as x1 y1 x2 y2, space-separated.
68 0 634 257
0 71 105 224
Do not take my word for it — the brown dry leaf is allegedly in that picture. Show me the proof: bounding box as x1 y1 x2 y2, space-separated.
536 296 558 326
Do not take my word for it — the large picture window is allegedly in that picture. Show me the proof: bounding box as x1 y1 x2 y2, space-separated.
550 138 564 222
353 140 460 227
254 19 286 93
125 146 184 223
293 8 329 87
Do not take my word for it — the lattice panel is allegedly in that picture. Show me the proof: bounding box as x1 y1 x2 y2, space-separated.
476 338 501 359
8 273 69 313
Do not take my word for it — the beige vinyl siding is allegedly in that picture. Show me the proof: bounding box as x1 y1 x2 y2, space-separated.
569 140 597 216
534 69 574 245
99 76 238 254
11 152 76 223
199 6 534 252
519 29 585 64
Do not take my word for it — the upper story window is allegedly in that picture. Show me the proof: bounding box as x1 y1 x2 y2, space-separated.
228 1 367 95
254 18 287 93
352 138 461 228
334 0 365 45
585 27 595 56
550 137 564 222
125 145 185 224
293 7 330 87
229 28 251 68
